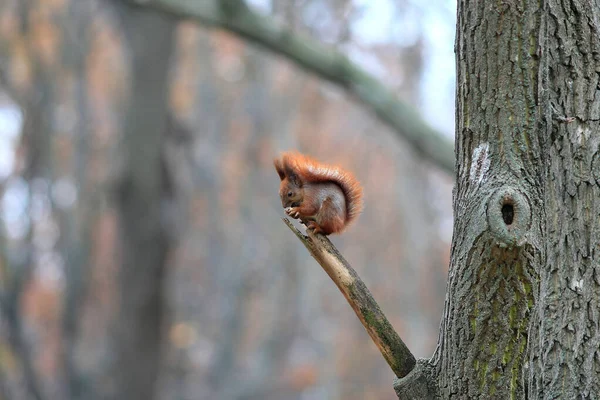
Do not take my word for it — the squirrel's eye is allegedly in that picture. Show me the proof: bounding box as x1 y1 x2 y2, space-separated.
287 191 293 197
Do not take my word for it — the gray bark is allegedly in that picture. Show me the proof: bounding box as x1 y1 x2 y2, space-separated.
394 0 600 398
528 1 600 398
111 3 177 400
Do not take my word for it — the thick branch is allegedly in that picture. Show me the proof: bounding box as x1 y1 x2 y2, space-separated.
282 218 416 378
125 0 455 174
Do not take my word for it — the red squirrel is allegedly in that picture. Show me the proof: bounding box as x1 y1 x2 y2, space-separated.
274 151 364 235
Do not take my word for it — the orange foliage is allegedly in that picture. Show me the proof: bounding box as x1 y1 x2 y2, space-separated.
210 30 245 60
29 11 60 68
87 20 126 111
169 322 198 349
171 23 200 117
190 196 208 228
21 276 62 379
0 4 17 40
285 363 319 390
219 150 244 221
9 37 32 92
272 61 296 94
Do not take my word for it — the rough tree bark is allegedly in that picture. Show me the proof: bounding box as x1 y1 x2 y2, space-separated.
111 3 177 400
528 1 600 397
394 0 600 398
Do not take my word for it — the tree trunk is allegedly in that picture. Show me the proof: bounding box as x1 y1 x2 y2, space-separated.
111 3 176 400
434 0 545 397
527 1 600 397
394 0 600 398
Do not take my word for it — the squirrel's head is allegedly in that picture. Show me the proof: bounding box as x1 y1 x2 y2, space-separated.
274 157 303 208
279 178 303 208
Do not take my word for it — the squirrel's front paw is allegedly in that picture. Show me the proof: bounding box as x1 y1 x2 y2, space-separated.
285 207 301 219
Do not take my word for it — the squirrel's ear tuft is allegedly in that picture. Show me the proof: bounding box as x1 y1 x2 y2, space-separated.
274 158 285 180
288 172 302 187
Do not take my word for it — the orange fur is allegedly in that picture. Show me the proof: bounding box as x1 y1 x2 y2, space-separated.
274 151 364 235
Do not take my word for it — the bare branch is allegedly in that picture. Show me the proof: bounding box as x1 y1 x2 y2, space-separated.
122 0 455 175
282 218 416 378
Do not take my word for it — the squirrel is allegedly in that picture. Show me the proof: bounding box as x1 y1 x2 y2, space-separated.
274 151 364 235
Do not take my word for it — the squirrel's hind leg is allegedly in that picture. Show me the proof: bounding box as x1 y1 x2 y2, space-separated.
314 198 345 235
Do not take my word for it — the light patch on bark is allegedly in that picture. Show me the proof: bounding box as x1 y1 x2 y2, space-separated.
569 277 583 293
576 125 590 144
470 143 490 184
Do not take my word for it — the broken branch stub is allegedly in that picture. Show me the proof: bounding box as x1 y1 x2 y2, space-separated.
282 218 416 378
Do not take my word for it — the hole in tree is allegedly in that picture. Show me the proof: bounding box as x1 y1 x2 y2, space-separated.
502 203 514 225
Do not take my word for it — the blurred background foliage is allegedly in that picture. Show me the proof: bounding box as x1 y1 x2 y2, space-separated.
0 0 455 399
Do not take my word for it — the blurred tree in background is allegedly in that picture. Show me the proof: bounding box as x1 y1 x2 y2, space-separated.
0 0 454 399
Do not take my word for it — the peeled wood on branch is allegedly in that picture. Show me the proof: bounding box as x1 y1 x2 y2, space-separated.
125 0 455 175
282 218 416 378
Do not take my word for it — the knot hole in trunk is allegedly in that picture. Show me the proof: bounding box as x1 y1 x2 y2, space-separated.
487 187 531 247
